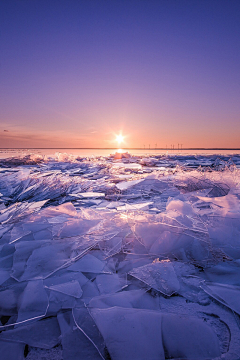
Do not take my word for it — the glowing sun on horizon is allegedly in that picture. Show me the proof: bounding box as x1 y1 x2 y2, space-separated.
115 134 124 145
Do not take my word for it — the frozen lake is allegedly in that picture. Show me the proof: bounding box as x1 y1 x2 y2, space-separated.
1 147 240 159
0 150 240 359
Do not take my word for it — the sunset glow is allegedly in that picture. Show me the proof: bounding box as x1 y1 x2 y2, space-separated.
115 134 124 145
1 1 240 148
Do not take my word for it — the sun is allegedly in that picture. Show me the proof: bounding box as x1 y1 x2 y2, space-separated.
115 134 124 145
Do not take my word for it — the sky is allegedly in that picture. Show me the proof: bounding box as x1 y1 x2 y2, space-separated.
1 0 240 148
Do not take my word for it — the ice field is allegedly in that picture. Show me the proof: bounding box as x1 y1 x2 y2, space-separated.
1 151 240 359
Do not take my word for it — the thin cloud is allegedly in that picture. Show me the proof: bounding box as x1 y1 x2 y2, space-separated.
0 128 95 147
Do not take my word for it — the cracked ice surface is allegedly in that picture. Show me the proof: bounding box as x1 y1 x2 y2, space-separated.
1 152 240 359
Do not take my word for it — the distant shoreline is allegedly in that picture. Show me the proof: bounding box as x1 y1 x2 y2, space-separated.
1 148 240 151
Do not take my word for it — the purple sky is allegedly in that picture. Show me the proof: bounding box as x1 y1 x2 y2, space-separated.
1 0 240 148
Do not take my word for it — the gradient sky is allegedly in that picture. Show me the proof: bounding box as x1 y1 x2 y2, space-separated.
1 0 240 148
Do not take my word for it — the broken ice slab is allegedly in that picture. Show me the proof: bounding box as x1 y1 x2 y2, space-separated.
207 217 240 259
123 178 169 198
58 218 101 238
133 221 183 254
0 282 27 317
90 307 220 360
9 225 31 244
47 290 78 314
133 214 209 258
116 179 144 191
207 183 230 197
71 192 105 198
129 260 180 296
47 280 83 298
0 269 10 285
151 233 210 264
201 282 240 314
166 201 209 233
32 228 53 241
57 311 103 360
89 289 160 310
0 224 11 241
12 235 99 282
166 262 209 303
43 270 88 312
12 240 73 281
95 273 127 295
162 313 220 359
121 232 149 255
23 200 49 212
0 200 48 225
90 307 165 360
105 201 125 209
166 198 196 216
117 202 153 211
0 340 25 360
43 269 89 288
16 280 49 325
47 215 70 224
0 203 22 224
42 202 78 217
74 199 103 208
177 275 210 305
204 262 240 285
0 287 19 316
98 234 123 258
116 254 153 274
73 306 105 359
11 240 49 281
197 193 240 215
0 317 60 349
110 174 133 182
81 278 100 303
112 152 132 160
67 254 105 273
112 162 142 170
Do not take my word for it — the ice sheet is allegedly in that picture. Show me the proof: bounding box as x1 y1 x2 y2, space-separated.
1 152 240 359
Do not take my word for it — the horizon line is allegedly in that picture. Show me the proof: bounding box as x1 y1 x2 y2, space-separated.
1 147 240 151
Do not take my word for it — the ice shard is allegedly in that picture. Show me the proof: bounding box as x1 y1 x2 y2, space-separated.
90 307 165 360
17 280 49 324
0 317 60 349
129 260 180 296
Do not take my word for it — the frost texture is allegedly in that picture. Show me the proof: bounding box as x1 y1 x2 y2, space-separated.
1 152 240 359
